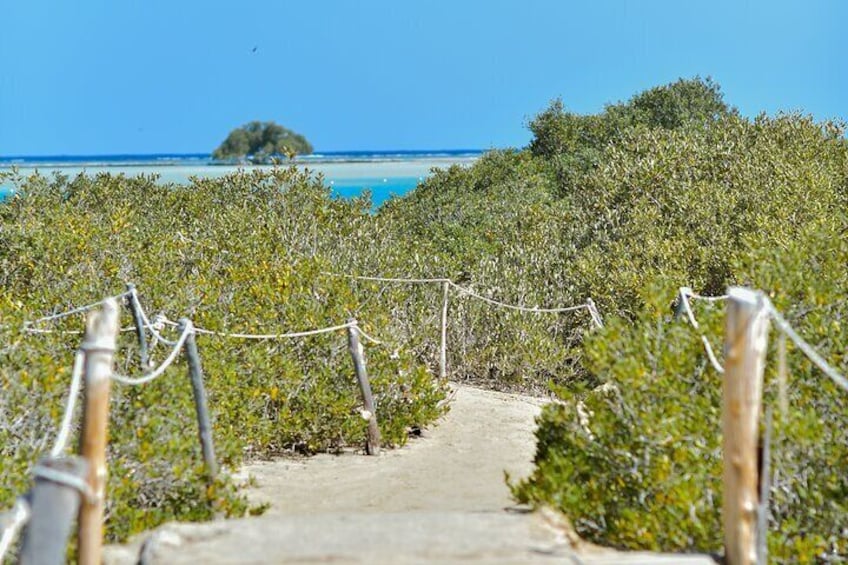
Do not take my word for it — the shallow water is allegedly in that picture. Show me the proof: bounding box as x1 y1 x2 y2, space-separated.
0 155 477 207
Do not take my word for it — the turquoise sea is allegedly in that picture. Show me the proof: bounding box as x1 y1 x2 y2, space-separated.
0 151 481 207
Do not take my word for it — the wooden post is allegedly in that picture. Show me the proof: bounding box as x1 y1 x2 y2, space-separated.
347 320 381 455
77 298 119 565
723 287 770 565
439 281 449 379
586 297 604 328
19 457 89 565
179 318 218 480
674 287 691 320
126 283 150 369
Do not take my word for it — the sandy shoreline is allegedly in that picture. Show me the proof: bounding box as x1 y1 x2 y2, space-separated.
0 157 476 185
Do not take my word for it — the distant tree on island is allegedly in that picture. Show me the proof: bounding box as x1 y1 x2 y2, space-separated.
212 121 313 163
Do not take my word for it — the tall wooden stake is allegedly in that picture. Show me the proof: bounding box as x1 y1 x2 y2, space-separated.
180 318 218 480
126 283 150 369
723 287 770 565
439 281 449 379
347 320 381 455
19 457 89 565
77 299 119 565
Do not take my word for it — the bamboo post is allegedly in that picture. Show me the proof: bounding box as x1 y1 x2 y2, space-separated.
77 299 120 565
19 457 89 565
439 281 449 379
723 287 770 565
126 283 150 369
347 320 381 455
179 318 218 480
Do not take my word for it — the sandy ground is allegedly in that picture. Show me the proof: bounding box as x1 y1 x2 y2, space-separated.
104 385 715 564
236 385 546 516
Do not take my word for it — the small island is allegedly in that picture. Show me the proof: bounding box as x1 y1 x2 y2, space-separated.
212 121 313 164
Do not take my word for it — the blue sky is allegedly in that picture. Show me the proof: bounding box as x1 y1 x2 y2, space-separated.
0 0 845 155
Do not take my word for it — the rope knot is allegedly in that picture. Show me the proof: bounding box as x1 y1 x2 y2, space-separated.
151 314 167 332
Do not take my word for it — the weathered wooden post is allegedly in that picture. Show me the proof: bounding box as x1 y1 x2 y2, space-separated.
347 320 381 455
19 457 89 565
439 281 449 379
126 283 150 370
77 298 119 565
674 287 693 320
586 297 604 328
723 287 770 565
179 318 218 480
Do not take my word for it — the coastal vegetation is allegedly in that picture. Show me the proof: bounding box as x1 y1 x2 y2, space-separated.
0 167 444 540
376 77 847 561
212 120 313 163
1 77 846 561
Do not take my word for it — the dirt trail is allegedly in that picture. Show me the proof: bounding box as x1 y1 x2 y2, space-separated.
105 385 715 564
237 385 545 516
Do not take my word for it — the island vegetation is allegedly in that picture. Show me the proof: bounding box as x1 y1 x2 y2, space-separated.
211 120 313 163
1 77 845 561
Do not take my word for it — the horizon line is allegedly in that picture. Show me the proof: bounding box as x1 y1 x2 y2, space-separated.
0 148 494 161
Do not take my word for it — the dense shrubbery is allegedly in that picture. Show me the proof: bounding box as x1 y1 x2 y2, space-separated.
1 77 846 561
372 77 848 560
505 87 848 560
0 167 445 541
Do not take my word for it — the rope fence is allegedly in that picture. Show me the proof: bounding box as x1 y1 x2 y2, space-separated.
130 290 179 347
325 271 602 325
0 498 30 562
323 272 450 285
446 280 593 315
765 297 848 393
23 290 133 329
49 351 85 458
678 287 727 373
110 322 193 386
4 280 847 564
188 320 357 341
678 286 848 392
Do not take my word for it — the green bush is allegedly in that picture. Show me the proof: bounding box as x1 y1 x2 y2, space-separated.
510 105 848 560
2 76 846 562
0 167 446 541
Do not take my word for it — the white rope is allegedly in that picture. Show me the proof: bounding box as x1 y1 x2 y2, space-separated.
25 325 136 336
685 290 728 302
328 271 596 320
448 281 589 314
778 331 789 421
110 322 192 385
699 335 726 374
25 290 132 327
189 320 356 340
324 272 450 284
354 325 384 345
765 298 848 393
130 289 179 346
146 314 167 354
50 350 85 458
32 464 95 503
0 498 30 561
679 287 725 374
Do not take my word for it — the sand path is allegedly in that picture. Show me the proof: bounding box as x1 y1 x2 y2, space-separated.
105 385 715 564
